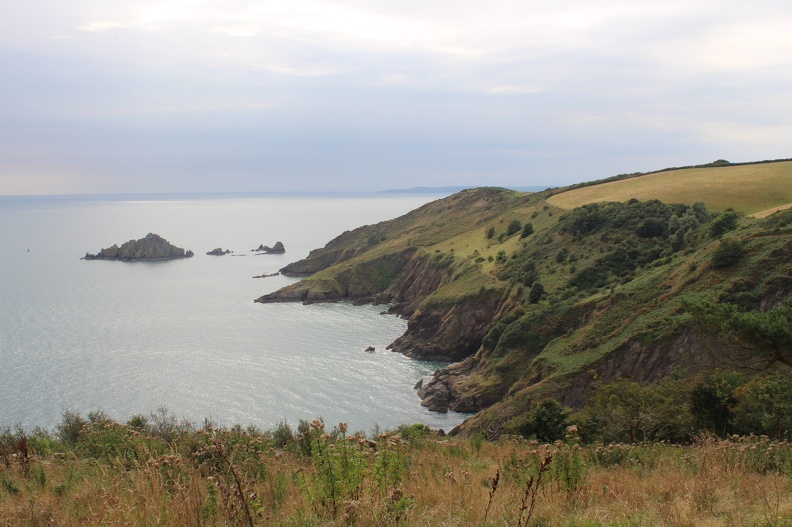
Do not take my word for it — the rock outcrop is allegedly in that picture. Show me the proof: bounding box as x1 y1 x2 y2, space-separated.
252 272 280 279
207 248 231 255
83 233 193 261
253 242 286 254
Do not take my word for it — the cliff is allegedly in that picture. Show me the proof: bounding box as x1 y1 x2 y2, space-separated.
255 166 792 435
84 233 193 261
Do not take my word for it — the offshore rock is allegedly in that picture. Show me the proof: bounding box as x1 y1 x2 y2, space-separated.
207 248 231 255
253 242 286 254
83 233 193 261
252 272 280 279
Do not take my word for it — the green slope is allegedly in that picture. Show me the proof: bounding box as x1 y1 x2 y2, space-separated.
257 165 792 435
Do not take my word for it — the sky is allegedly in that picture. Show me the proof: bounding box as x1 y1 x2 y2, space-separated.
1 0 791 195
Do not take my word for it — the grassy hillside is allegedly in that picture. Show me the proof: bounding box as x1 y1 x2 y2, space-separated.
547 160 792 214
257 163 792 437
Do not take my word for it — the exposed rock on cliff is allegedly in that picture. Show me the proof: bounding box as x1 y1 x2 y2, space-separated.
83 233 193 261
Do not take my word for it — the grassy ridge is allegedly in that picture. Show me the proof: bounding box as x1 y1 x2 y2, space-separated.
546 160 792 214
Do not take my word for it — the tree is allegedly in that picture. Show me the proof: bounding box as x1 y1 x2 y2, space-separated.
507 219 522 236
692 201 712 224
589 379 692 442
519 399 570 442
486 226 495 239
690 372 744 436
520 223 534 238
686 300 792 369
733 375 792 440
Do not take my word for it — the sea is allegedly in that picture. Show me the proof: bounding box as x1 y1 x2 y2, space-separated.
0 193 470 434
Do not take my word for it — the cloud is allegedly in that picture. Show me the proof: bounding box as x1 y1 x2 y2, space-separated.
1 0 792 195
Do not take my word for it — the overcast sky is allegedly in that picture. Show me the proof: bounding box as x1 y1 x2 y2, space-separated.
2 0 791 195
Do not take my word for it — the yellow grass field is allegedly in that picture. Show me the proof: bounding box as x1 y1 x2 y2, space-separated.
547 161 792 214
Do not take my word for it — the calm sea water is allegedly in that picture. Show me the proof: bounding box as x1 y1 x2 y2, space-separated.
0 193 469 433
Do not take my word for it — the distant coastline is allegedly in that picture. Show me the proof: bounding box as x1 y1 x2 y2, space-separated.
0 187 551 202
380 185 551 194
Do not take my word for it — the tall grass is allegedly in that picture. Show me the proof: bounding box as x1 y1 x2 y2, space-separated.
1 418 792 526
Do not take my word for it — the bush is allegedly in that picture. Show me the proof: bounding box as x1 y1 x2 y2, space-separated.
57 411 87 444
637 218 667 238
271 420 295 449
528 282 544 303
507 219 522 236
709 211 739 237
711 237 743 268
518 399 570 442
520 223 534 238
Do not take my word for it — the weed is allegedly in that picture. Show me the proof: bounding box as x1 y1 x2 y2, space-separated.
517 451 553 527
482 468 499 526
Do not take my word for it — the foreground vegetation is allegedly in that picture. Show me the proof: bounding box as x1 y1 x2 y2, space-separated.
3 411 792 526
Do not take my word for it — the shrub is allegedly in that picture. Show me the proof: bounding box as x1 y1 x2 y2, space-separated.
518 399 570 442
528 282 544 303
709 211 739 237
692 200 712 223
271 420 295 449
711 237 743 268
520 261 538 286
636 217 667 238
507 219 522 236
520 223 534 238
56 411 87 444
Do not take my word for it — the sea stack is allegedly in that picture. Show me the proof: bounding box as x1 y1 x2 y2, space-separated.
83 233 193 261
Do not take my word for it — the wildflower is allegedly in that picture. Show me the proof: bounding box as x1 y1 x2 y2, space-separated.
339 422 348 433
566 425 579 435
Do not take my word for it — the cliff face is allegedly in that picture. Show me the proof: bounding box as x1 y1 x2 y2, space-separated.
257 188 534 363
84 233 193 261
254 185 792 436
